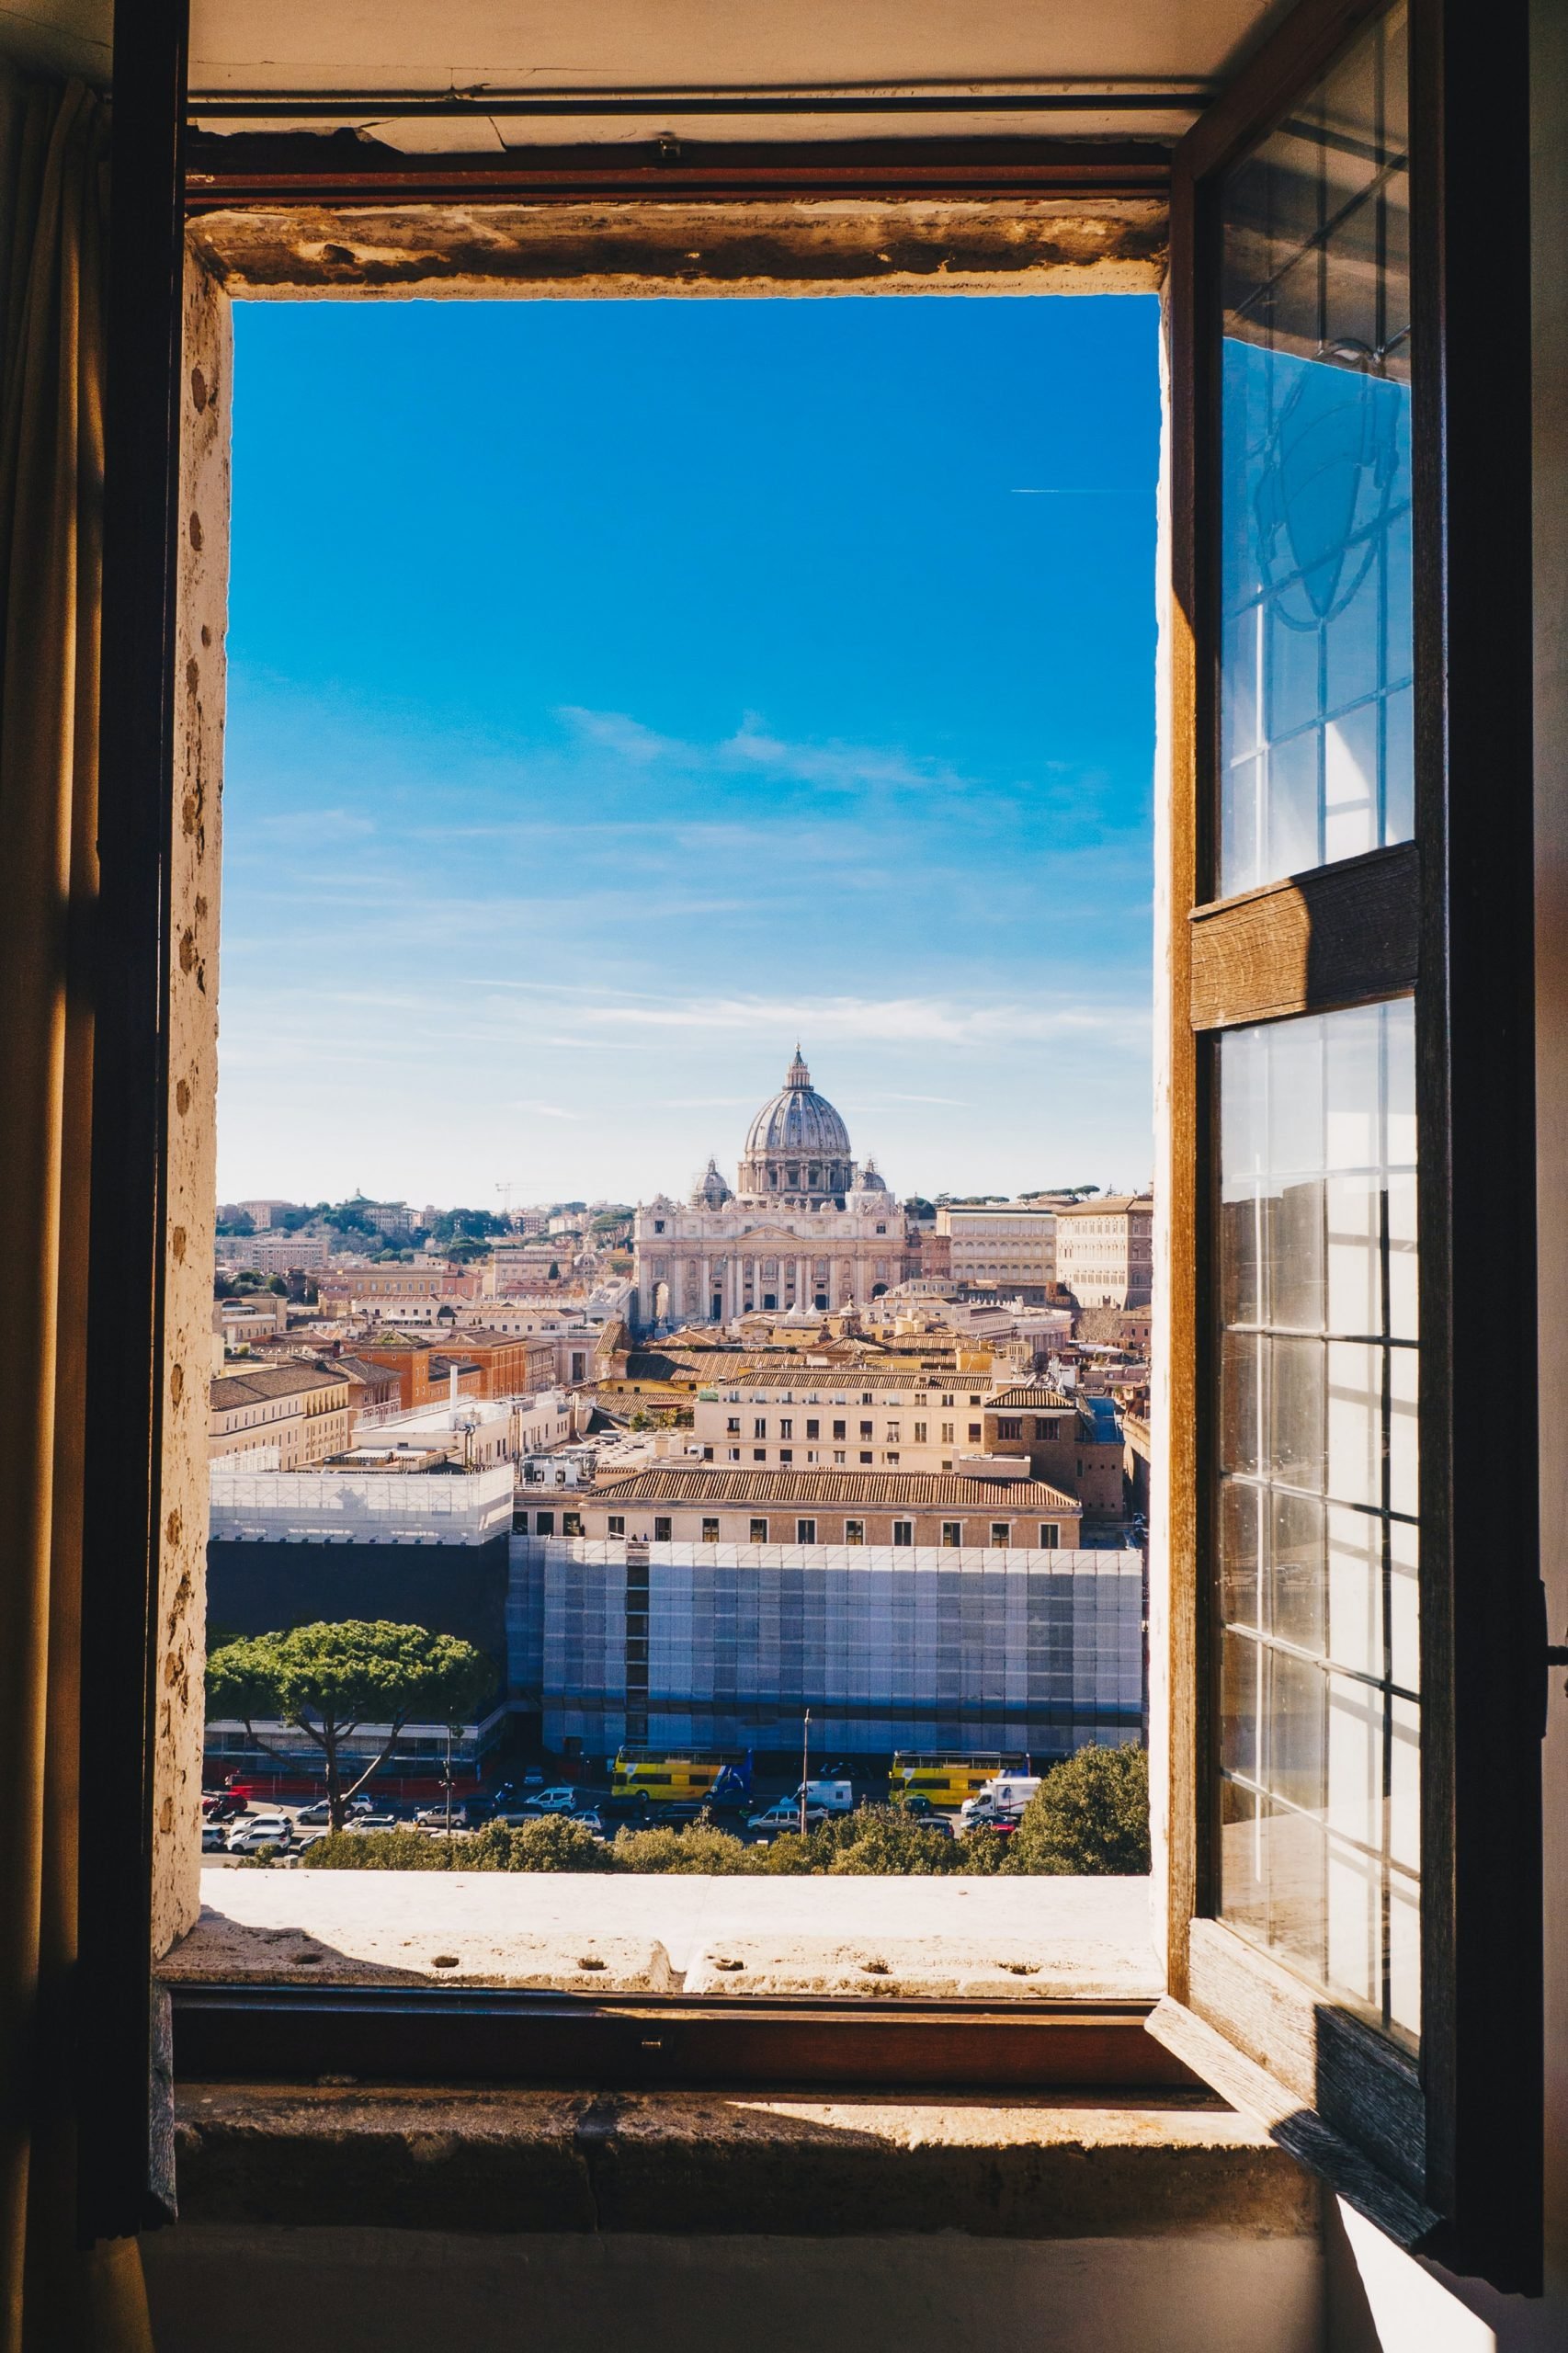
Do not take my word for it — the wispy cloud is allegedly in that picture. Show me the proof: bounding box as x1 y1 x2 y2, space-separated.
557 704 963 794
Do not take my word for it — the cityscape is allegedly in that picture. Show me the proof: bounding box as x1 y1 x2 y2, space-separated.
205 1048 1153 1860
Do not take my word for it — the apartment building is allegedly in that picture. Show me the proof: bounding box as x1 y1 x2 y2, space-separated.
214 1230 329 1273
1053 1194 1154 1309
207 1362 352 1469
936 1203 1061 1299
554 1463 1082 1551
982 1384 1129 1518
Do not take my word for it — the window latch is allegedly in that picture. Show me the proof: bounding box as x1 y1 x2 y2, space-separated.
1538 1580 1568 1735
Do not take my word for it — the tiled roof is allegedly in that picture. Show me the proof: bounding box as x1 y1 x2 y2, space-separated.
210 1364 347 1410
729 1365 978 1395
985 1386 1076 1410
588 1466 1079 1510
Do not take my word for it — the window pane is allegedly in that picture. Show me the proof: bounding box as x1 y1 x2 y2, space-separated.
1217 1000 1419 2045
1219 3 1412 895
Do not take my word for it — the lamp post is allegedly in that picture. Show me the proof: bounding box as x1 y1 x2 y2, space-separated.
799 1707 812 1836
444 1722 454 1842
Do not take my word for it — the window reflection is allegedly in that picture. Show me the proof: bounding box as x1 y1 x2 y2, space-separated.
1219 2 1412 894
1217 1000 1419 2044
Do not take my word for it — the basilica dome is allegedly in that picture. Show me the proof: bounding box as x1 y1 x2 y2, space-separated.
737 1050 856 1204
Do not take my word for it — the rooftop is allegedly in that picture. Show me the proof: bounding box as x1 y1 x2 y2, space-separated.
589 1466 1080 1510
210 1363 347 1409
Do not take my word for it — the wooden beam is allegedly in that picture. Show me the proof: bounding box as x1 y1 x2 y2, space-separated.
1188 842 1420 1031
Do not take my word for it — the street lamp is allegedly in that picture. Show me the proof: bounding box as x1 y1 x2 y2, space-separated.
799 1707 812 1837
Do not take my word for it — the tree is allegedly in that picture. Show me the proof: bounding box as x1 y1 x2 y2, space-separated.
1005 1743 1151 1876
266 1274 288 1296
206 1620 494 1831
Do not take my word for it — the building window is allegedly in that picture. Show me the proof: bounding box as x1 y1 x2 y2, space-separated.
892 1520 914 1547
536 1510 554 1535
562 1512 582 1537
968 1424 982 1442
653 1518 671 1542
805 1418 819 1438
834 1450 846 1466
749 1518 768 1543
885 1451 900 1467
727 1447 741 1462
608 1514 625 1537
796 1518 817 1544
989 1523 1010 1547
702 1445 714 1461
653 1220 665 1233
726 1416 740 1432
941 1521 961 1547
885 1424 900 1441
941 1392 954 1407
845 1519 864 1545
779 1448 793 1464
858 1450 873 1466
941 1422 954 1444
700 1518 720 1543
858 1420 873 1438
996 1416 1022 1440
833 1419 846 1439
753 1447 767 1463
779 1418 792 1438
914 1421 927 1443
1040 1523 1060 1550
754 1417 767 1438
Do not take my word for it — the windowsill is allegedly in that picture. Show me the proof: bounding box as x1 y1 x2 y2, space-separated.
167 2080 1315 2239
166 1868 1164 1997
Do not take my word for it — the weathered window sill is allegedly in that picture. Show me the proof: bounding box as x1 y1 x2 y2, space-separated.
167 1867 1163 1997
168 2082 1316 2240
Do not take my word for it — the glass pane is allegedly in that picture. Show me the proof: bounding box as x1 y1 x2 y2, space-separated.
1219 3 1413 895
1217 1002 1420 2046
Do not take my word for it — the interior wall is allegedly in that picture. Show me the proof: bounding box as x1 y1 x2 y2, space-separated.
141 2223 1325 2353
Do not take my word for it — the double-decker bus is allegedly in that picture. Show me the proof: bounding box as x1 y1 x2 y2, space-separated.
888 1751 1029 1813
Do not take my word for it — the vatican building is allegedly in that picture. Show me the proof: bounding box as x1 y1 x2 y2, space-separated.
632 1050 909 1331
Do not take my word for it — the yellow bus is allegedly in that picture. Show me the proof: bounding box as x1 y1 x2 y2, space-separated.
888 1752 1028 1813
612 1747 751 1805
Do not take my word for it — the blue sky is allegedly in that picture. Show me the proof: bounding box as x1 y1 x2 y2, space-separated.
220 293 1159 1210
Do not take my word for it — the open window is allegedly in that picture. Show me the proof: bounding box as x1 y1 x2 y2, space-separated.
59 0 1546 2302
1152 0 1542 2290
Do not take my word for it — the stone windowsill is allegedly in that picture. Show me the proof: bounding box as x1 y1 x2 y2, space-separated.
167 1867 1164 1997
170 2083 1316 2240
163 1874 1318 2241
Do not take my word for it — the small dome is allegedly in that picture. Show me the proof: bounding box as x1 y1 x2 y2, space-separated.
858 1156 889 1193
690 1156 733 1209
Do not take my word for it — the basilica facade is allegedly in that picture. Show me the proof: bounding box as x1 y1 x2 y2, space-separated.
632 1051 911 1331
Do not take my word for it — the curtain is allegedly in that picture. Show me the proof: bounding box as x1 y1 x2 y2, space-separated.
0 69 154 2353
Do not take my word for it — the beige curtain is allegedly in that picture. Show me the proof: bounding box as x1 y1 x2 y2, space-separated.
0 70 154 2353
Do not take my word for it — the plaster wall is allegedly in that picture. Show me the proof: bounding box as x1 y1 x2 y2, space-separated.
151 249 231 1958
142 2224 1324 2353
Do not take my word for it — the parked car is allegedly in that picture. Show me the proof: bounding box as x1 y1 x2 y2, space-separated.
296 1801 334 1826
226 1815 293 1854
345 1813 399 1834
527 1786 592 1815
746 1798 833 1836
413 1802 477 1829
199 1822 229 1852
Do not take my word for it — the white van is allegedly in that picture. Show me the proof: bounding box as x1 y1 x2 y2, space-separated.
959 1774 1041 1829
798 1776 854 1814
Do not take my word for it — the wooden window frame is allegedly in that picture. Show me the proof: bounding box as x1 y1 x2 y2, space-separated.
80 0 1541 2294
1155 0 1542 2292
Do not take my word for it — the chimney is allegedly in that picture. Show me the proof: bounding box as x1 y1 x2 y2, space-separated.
449 1363 459 1410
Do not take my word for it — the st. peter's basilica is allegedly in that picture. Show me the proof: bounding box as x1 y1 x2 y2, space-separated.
631 1050 909 1330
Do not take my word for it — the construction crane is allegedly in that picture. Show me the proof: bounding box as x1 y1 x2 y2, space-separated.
494 1180 521 1227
